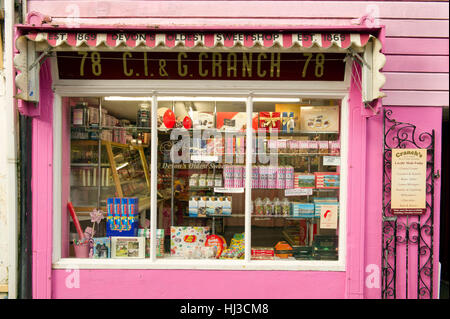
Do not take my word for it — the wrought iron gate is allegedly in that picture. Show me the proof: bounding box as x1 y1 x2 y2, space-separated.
382 109 436 299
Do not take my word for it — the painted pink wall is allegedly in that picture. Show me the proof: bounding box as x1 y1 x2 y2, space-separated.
23 0 446 299
52 270 346 299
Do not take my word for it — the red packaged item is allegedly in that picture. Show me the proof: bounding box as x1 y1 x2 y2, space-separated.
205 234 226 258
259 112 281 132
251 247 275 260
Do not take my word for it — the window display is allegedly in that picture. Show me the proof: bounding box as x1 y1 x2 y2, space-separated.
65 96 343 263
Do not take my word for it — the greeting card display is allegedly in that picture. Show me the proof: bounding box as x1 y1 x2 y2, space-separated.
111 236 145 258
92 237 111 259
300 106 339 132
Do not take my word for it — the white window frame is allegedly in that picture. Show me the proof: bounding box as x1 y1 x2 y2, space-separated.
51 56 351 271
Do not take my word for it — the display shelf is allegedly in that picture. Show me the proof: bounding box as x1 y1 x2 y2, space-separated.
185 214 317 219
71 139 149 149
70 163 110 167
72 125 151 132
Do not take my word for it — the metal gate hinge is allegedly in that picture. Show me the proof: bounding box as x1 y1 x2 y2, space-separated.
434 170 440 179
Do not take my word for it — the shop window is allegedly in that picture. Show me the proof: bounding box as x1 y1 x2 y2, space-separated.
63 96 343 264
250 100 341 261
66 97 151 259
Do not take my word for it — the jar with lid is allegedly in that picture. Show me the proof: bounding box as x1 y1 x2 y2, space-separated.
72 102 88 126
137 103 151 128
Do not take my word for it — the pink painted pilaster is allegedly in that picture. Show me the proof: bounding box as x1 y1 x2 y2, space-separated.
32 59 54 299
344 64 368 299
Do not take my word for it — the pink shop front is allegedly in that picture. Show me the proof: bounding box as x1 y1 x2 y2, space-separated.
14 26 442 299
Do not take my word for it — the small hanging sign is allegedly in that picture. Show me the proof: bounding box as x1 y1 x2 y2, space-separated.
391 148 427 215
319 205 338 229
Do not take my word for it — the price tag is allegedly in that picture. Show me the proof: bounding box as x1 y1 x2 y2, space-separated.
323 156 340 166
191 155 219 162
214 187 244 193
285 188 313 196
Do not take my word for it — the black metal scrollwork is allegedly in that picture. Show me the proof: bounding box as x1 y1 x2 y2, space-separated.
382 109 435 299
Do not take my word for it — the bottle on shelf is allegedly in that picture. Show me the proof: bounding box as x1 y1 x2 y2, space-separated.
72 102 88 127
137 103 151 128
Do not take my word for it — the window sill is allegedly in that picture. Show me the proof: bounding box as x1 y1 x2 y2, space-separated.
53 258 345 272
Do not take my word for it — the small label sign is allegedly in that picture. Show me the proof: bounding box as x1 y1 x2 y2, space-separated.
285 188 313 196
323 156 340 166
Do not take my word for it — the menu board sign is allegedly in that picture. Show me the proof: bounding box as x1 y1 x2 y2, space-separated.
391 149 427 215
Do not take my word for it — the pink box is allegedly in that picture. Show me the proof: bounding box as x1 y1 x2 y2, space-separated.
276 166 286 189
329 140 340 155
258 166 268 189
267 166 277 189
252 166 260 189
285 166 294 189
223 166 234 188
233 166 244 188
298 140 309 154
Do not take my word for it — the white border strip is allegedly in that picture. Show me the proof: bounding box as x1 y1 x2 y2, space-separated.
5 0 18 299
53 258 345 271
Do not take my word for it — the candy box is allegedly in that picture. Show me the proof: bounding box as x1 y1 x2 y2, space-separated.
281 112 296 133
318 141 330 154
315 172 340 189
329 140 340 155
170 226 210 257
106 197 139 237
92 237 111 259
111 236 145 258
259 112 281 132
188 197 198 217
206 197 216 216
294 173 316 188
291 202 315 218
221 196 232 216
197 197 207 217
137 228 165 257
205 234 226 258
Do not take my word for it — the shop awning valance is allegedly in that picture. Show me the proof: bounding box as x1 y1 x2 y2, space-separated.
14 31 385 103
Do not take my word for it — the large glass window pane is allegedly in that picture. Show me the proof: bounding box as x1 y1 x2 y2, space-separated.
66 97 151 259
250 99 341 261
157 98 246 260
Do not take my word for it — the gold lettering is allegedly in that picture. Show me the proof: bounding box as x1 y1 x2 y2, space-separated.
270 53 281 78
212 53 222 77
143 52 148 76
159 59 168 77
242 53 252 77
178 52 188 77
123 52 133 77
257 53 267 78
227 53 237 78
199 52 208 77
